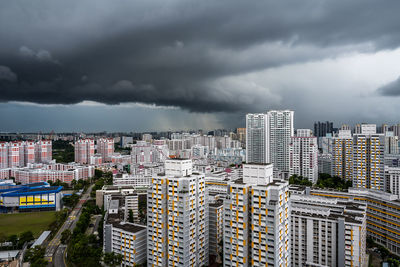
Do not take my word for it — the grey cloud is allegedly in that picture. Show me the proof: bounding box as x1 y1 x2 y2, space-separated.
377 76 400 96
19 46 59 64
0 66 17 82
1 0 400 113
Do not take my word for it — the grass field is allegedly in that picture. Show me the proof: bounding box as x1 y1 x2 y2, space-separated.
0 211 56 238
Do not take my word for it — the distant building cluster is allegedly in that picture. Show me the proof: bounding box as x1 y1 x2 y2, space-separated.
0 140 52 168
74 138 114 164
0 162 94 184
3 109 400 266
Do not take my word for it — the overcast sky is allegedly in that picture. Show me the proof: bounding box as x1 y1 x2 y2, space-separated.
1 0 400 132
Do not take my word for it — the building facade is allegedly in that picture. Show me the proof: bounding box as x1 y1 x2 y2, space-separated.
0 140 52 169
209 199 223 259
147 159 209 267
97 138 114 162
352 125 385 191
314 121 334 138
297 187 400 257
223 163 290 267
290 193 367 267
74 139 95 164
332 130 353 180
103 198 147 266
385 166 400 197
246 113 269 164
289 129 318 183
268 110 294 173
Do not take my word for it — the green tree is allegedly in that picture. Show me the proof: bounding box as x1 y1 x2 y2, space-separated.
68 233 102 267
18 231 34 247
94 169 104 179
289 175 312 186
377 245 390 261
24 247 47 267
61 229 71 244
0 233 7 244
388 258 400 267
104 252 123 266
8 234 18 247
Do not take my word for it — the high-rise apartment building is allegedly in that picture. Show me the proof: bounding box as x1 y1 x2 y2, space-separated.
246 114 269 164
142 134 153 143
209 199 223 260
385 167 400 197
103 198 147 266
290 191 367 267
354 124 362 134
318 153 333 176
147 159 209 267
289 129 318 183
341 124 351 131
332 130 353 180
223 163 290 267
319 133 333 154
0 143 8 169
0 140 52 168
237 128 246 145
97 138 114 162
353 124 385 190
268 110 294 173
384 132 399 155
380 124 390 134
8 141 24 168
392 123 400 138
24 141 35 165
35 140 52 163
74 139 95 164
313 121 334 138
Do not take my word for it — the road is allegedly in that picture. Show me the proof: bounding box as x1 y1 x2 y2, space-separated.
53 245 67 267
45 184 94 266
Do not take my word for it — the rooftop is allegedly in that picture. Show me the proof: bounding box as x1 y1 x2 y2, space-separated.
244 162 273 166
105 197 146 233
209 199 224 208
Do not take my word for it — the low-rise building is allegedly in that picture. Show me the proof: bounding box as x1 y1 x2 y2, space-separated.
103 198 147 266
0 182 62 212
113 173 152 188
3 163 95 184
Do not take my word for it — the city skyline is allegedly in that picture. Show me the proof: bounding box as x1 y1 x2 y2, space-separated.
2 1 400 131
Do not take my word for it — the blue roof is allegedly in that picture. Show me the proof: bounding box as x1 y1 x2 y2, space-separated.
0 184 62 197
0 182 50 193
0 182 49 192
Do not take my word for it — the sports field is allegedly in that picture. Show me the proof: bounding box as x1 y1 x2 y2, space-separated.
0 211 56 237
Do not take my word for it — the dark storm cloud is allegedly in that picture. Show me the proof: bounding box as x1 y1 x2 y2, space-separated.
377 76 400 96
0 66 17 82
1 0 400 112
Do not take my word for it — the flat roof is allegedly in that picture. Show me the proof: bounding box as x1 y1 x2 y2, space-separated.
109 199 119 210
244 162 273 166
209 200 224 208
106 206 146 233
32 231 51 247
0 250 19 259
1 185 62 196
